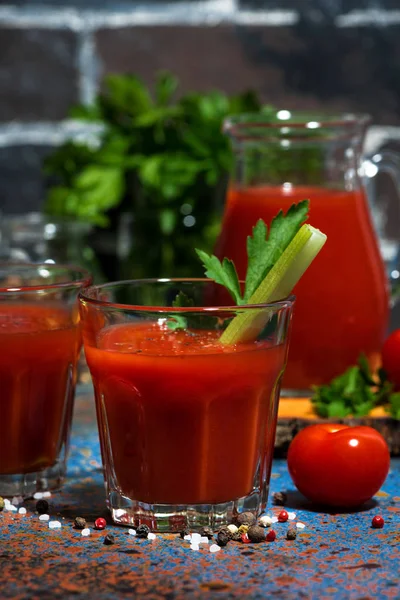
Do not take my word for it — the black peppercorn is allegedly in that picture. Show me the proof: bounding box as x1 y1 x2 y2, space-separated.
273 491 288 506
247 525 266 543
103 533 115 545
236 512 256 527
179 527 190 539
136 524 150 539
286 529 297 540
231 530 242 542
0 497 4 511
216 530 230 547
74 516 87 529
36 499 49 515
199 526 214 540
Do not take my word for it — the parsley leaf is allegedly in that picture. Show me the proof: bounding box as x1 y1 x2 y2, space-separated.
244 200 309 302
167 291 193 330
311 354 400 420
195 250 243 305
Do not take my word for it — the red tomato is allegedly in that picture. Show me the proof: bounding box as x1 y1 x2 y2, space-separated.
287 424 390 508
382 329 400 390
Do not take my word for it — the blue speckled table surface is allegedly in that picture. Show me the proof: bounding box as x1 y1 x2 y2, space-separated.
1 388 399 600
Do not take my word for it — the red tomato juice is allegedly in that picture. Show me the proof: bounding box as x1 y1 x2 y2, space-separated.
85 322 285 505
215 185 389 389
0 304 81 475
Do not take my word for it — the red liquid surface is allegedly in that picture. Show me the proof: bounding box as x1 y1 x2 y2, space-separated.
0 304 81 475
216 185 389 389
85 322 285 505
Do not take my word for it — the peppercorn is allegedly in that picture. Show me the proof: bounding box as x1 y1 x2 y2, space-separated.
371 515 384 529
74 516 87 530
266 529 276 542
94 517 107 530
278 510 289 523
36 499 49 515
272 491 287 506
286 529 297 540
199 526 214 540
231 530 242 542
179 527 190 539
237 524 249 536
136 524 150 538
236 512 256 527
103 533 115 545
0 497 4 511
217 530 230 547
218 526 233 540
247 525 265 543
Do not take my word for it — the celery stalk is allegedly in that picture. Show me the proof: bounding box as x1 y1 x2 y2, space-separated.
220 224 327 345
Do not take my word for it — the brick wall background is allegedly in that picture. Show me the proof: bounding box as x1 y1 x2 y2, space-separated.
1 0 400 214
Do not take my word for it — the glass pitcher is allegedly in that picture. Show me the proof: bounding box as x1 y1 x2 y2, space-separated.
217 111 397 396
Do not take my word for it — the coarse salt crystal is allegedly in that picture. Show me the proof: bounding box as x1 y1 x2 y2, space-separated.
191 533 201 543
288 512 296 521
296 522 306 529
6 505 17 512
183 534 191 541
147 533 156 540
128 528 136 536
42 491 51 498
81 528 90 536
209 544 221 553
271 516 279 523
49 521 61 529
12 496 23 506
39 514 50 521
190 543 200 551
200 537 209 544
33 492 43 500
259 515 272 527
227 524 238 534
18 507 27 515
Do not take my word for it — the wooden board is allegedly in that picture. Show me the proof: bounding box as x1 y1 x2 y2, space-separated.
275 397 400 457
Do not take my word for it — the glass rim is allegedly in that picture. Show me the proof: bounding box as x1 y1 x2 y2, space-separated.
224 111 371 139
79 278 295 312
0 262 92 293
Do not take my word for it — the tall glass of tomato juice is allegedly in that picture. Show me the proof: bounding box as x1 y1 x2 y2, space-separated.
0 263 92 498
216 112 390 394
79 279 294 531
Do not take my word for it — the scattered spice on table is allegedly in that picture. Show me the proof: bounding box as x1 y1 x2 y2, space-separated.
371 515 385 529
103 533 115 545
94 517 107 530
247 526 265 543
272 491 288 506
36 499 49 515
74 516 87 529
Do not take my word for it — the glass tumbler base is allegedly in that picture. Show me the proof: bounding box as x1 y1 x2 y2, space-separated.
0 459 66 499
109 487 270 532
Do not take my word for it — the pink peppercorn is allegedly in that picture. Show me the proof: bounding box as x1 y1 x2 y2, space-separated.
278 510 289 523
371 515 384 529
94 517 107 530
266 529 276 542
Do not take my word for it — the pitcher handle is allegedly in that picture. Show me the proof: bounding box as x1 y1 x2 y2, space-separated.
363 149 400 305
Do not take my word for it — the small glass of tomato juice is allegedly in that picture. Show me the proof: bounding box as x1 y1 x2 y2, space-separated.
0 263 91 498
79 279 294 531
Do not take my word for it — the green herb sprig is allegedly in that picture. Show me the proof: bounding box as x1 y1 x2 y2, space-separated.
312 354 400 420
196 200 310 306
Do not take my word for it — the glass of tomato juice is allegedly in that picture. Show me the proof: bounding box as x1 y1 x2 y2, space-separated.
0 263 92 498
79 279 294 531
